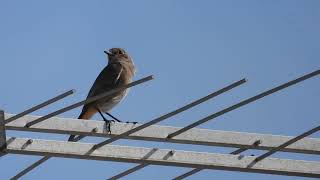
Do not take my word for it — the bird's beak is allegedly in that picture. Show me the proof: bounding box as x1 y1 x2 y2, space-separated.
104 50 112 56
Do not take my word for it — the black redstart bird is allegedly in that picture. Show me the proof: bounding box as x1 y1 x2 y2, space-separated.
68 48 136 141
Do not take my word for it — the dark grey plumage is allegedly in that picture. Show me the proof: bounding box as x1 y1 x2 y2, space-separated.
68 48 135 141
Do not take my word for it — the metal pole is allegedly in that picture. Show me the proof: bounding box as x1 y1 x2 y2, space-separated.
0 110 6 151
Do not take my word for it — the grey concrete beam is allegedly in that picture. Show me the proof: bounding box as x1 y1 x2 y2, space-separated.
5 114 320 155
5 137 320 178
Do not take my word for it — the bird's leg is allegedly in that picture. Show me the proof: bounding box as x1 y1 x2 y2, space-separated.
104 112 122 122
105 112 138 125
96 108 113 134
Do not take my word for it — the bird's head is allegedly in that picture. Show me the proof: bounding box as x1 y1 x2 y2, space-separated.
104 48 131 63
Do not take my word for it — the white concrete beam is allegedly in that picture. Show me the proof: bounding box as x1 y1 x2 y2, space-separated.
5 137 320 178
5 114 320 155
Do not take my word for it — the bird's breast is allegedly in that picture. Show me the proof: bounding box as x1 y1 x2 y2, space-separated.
98 88 129 112
98 65 134 113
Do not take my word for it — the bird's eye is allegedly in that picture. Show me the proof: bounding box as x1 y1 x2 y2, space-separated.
119 50 124 54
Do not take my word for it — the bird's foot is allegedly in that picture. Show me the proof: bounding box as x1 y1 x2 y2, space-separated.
125 121 138 125
103 120 114 134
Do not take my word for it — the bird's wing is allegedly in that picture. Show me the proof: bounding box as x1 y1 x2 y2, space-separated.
86 62 123 99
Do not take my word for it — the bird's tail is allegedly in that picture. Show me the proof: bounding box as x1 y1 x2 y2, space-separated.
68 112 86 142
68 135 76 141
68 106 96 141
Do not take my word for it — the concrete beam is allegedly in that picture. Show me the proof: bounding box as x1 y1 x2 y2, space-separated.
5 137 320 178
5 114 320 155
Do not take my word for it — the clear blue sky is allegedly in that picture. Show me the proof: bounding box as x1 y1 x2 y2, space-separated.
0 0 319 179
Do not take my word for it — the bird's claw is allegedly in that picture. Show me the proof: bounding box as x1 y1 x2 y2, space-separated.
125 121 138 124
103 120 113 134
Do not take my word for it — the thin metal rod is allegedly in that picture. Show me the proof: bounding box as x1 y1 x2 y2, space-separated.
167 69 320 138
173 140 261 180
5 89 75 124
70 126 99 142
173 169 202 180
107 164 148 180
0 110 6 151
107 148 162 179
11 156 50 180
253 125 320 163
25 75 154 127
230 139 261 155
92 78 246 150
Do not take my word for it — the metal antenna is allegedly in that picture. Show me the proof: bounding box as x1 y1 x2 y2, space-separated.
2 70 319 179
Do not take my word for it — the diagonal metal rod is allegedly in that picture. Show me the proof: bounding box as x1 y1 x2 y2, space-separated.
92 78 246 150
25 75 154 127
173 169 202 180
107 164 148 180
5 90 75 124
252 125 320 164
167 69 320 139
173 140 261 180
107 148 161 180
11 156 50 180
